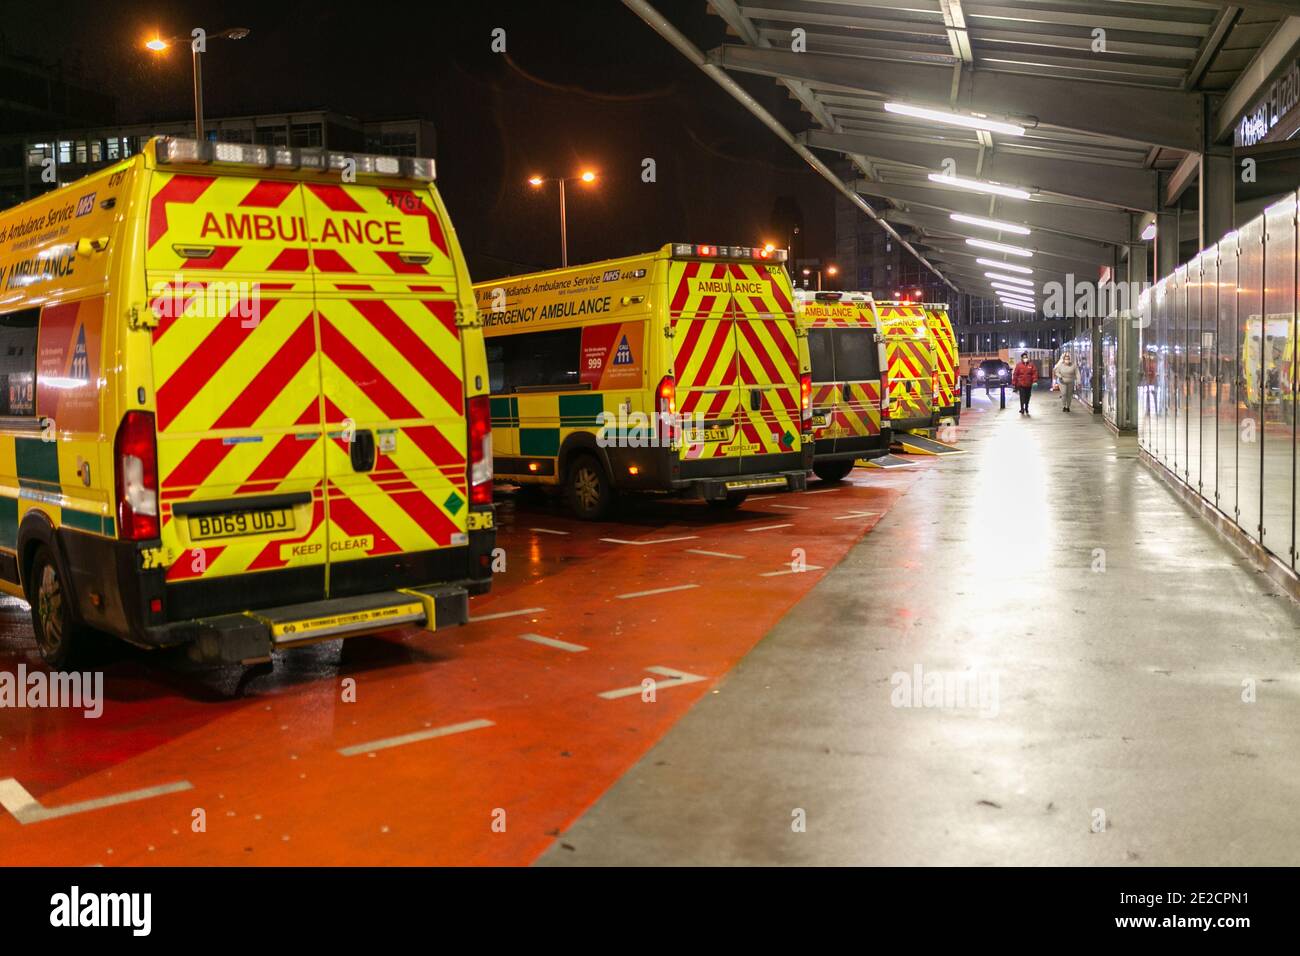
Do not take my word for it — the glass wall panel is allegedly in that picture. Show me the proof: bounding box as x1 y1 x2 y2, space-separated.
1237 216 1265 541
1139 289 1153 452
1218 236 1239 521
1102 315 1118 425
1187 258 1202 492
1172 265 1186 481
1200 250 1219 507
1262 194 1297 559
1156 278 1169 467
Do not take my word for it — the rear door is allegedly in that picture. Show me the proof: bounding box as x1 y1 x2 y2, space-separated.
877 305 933 422
806 324 839 441
926 309 957 409
730 263 802 462
145 170 328 597
299 182 468 593
668 260 741 466
831 323 884 441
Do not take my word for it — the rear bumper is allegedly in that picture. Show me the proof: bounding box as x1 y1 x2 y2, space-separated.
890 414 933 432
671 469 808 500
813 430 891 462
55 506 496 655
170 585 470 664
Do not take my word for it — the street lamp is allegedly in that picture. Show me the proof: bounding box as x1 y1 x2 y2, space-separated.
528 170 598 267
145 27 251 141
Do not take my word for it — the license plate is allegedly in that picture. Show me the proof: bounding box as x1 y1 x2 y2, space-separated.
189 508 294 541
687 427 731 442
811 414 827 427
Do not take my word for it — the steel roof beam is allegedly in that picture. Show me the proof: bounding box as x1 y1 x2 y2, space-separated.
851 179 1132 243
800 128 1160 210
708 44 1204 151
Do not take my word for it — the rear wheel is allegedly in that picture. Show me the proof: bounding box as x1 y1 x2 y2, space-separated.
27 544 92 670
565 453 615 520
813 459 855 483
707 493 748 510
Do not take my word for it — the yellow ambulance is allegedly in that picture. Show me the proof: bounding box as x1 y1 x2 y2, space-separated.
873 300 937 432
0 136 494 668
794 290 890 481
923 302 960 423
473 243 811 518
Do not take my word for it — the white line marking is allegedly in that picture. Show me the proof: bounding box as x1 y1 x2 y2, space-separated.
469 606 545 622
768 503 810 510
600 535 699 546
685 548 745 559
616 584 700 600
803 488 840 495
759 564 825 577
519 633 588 652
338 719 495 757
747 495 777 501
0 777 193 825
530 527 569 535
745 523 793 532
598 666 708 699
834 511 881 520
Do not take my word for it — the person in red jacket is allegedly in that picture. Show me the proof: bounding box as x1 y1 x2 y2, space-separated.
1012 352 1038 415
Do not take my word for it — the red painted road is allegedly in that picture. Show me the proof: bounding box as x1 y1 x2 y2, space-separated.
0 413 976 865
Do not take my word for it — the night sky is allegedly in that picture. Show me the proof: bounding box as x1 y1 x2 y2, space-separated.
8 0 838 279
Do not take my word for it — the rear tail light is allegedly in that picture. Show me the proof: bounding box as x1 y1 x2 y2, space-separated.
799 372 812 429
114 411 160 541
468 395 492 505
657 375 678 445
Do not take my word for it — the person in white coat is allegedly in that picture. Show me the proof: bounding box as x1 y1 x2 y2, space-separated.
1054 352 1079 412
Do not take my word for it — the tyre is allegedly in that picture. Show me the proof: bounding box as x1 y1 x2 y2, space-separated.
27 544 92 670
813 459 855 483
706 493 748 510
564 453 615 520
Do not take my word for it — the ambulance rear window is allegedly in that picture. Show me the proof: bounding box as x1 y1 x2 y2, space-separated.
833 329 880 383
0 308 38 417
807 329 833 382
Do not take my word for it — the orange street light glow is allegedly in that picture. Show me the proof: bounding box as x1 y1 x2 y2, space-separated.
146 37 168 52
580 170 596 183
528 176 544 187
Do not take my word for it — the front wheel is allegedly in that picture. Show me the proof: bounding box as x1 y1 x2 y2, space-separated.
564 453 615 520
813 459 855 483
27 544 92 670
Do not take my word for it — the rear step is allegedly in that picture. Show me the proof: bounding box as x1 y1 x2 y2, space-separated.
892 432 965 456
187 586 469 663
861 453 916 469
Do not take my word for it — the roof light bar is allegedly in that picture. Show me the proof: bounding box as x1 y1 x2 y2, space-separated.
884 102 1026 137
951 213 1031 236
670 243 788 262
967 238 1033 258
975 258 1032 275
928 173 1031 201
155 136 436 180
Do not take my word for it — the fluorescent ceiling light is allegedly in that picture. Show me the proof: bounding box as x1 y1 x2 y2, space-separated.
883 102 1026 137
951 213 1031 236
928 173 1032 200
999 295 1036 307
967 237 1033 258
985 272 1034 287
1001 301 1037 312
1141 222 1157 241
976 257 1032 274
